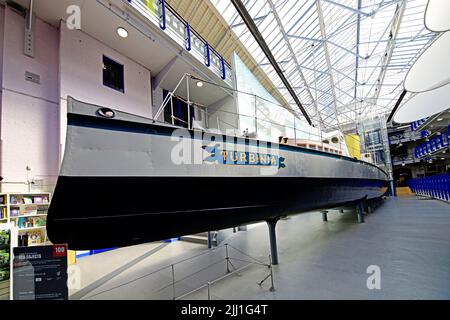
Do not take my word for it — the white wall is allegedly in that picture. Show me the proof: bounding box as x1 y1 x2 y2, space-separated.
0 7 59 193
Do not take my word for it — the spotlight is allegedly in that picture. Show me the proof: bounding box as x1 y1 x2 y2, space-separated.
117 27 129 38
196 81 204 88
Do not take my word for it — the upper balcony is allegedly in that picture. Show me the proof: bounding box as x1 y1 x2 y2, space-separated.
12 0 234 95
415 126 450 160
126 0 233 87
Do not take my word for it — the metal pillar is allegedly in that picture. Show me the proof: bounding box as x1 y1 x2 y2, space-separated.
321 210 328 222
390 180 397 197
207 231 212 249
266 218 279 265
367 202 373 214
357 201 365 223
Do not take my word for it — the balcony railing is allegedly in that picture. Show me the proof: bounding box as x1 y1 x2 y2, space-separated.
415 125 450 159
127 0 233 86
389 131 422 145
410 118 429 131
392 155 420 166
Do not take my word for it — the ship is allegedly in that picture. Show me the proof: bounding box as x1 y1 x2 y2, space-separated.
47 97 389 250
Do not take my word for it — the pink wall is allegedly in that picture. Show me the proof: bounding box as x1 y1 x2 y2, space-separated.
59 23 152 117
0 8 154 193
0 6 4 184
58 23 153 161
0 7 59 193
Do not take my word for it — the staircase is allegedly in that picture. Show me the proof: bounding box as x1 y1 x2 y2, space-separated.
396 187 415 196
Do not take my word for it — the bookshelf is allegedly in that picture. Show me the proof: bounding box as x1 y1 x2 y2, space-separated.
0 224 11 300
0 193 51 248
0 194 7 223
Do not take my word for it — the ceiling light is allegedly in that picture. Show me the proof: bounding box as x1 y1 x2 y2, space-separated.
404 32 450 93
117 27 128 38
393 83 450 123
441 158 445 160
437 118 443 121
196 81 204 88
425 0 450 32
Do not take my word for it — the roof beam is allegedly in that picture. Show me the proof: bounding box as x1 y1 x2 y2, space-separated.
265 0 324 128
354 0 362 101
230 0 313 125
322 0 372 17
316 0 353 125
359 0 407 119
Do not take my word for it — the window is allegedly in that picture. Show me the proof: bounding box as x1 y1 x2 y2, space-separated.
103 55 124 93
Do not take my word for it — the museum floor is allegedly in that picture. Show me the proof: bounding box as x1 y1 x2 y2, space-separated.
69 196 450 300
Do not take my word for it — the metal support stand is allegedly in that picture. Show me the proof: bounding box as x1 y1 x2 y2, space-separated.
171 264 176 300
258 255 275 292
207 282 211 300
357 201 365 223
367 202 373 214
266 219 279 265
225 244 231 273
321 210 328 222
207 231 212 249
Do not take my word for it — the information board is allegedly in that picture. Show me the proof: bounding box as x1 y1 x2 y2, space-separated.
13 244 68 300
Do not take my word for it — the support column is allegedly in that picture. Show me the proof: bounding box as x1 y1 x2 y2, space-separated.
357 201 365 223
266 218 279 265
207 231 212 249
367 202 373 214
321 210 328 222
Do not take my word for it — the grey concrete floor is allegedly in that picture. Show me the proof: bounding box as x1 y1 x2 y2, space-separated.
70 196 450 300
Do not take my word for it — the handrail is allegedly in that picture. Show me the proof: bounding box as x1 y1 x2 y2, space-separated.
414 125 450 159
152 74 389 176
164 1 231 70
126 0 232 82
81 244 274 300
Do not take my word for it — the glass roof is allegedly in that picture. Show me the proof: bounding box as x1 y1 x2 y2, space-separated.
211 0 436 130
